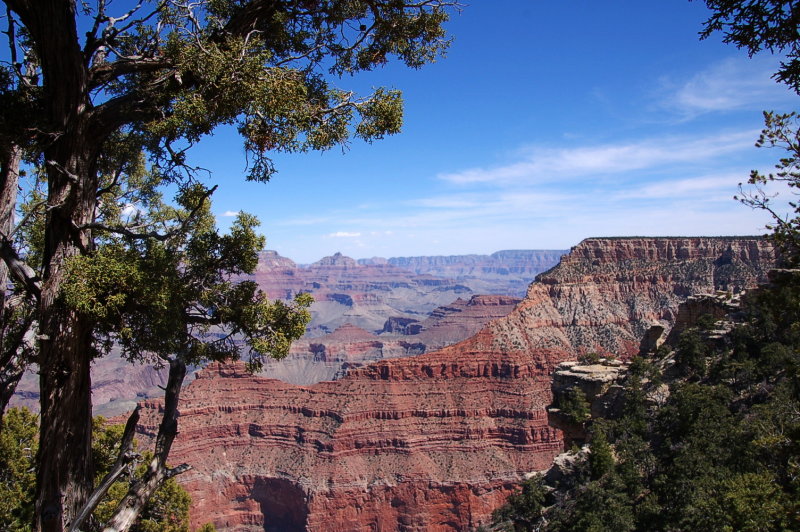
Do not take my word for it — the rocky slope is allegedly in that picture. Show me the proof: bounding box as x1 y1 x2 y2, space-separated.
131 237 775 530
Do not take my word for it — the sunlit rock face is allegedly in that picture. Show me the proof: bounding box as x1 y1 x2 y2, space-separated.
135 236 775 531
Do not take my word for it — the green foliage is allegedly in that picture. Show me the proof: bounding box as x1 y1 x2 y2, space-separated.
0 408 37 531
1 410 192 531
588 429 614 481
577 351 601 365
493 274 800 531
558 387 591 425
674 328 708 377
62 245 143 322
93 469 190 532
58 176 313 367
734 111 800 263
546 476 635 532
491 475 548 531
701 1 800 94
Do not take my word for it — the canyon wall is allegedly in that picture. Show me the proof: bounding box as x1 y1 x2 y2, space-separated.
134 237 776 531
262 294 522 385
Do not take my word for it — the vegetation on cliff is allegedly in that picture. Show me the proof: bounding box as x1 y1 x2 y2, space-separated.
492 270 800 531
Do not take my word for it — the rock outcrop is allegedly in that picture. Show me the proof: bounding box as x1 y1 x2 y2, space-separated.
134 237 776 530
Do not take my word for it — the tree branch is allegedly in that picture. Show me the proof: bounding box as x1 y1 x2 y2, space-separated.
0 237 41 302
100 358 190 532
69 406 142 532
80 184 217 241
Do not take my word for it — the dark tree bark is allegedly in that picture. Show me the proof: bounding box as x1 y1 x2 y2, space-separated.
0 143 23 417
4 1 100 529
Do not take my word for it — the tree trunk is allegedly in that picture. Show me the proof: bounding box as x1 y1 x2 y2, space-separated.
101 359 189 532
0 143 23 418
35 140 98 531
12 0 101 529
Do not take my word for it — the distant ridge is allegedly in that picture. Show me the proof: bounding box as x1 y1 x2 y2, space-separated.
358 250 566 296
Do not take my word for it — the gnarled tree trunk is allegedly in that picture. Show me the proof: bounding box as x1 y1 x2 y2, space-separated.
4 0 102 529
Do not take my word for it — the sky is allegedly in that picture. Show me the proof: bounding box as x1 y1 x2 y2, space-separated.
191 1 799 264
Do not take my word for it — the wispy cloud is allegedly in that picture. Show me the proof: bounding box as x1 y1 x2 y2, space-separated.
615 174 741 200
221 210 239 217
438 131 756 186
327 231 361 238
665 56 795 116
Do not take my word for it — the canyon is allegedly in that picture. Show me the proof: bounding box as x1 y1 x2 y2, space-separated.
134 236 777 530
248 249 563 336
10 250 558 416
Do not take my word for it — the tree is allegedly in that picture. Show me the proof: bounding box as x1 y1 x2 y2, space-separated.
0 1 456 530
0 407 38 530
700 1 800 261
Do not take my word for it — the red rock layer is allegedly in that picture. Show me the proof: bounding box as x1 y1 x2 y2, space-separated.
135 236 775 531
138 357 560 531
259 295 523 385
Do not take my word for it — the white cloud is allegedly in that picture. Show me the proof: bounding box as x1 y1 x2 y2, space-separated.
666 56 795 116
438 131 756 186
121 203 141 218
327 231 361 238
222 210 239 217
615 174 741 200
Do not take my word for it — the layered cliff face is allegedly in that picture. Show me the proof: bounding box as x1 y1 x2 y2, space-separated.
134 237 776 531
259 294 522 385
140 359 559 531
492 237 775 360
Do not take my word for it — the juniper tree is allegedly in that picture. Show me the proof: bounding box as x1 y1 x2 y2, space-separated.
0 1 456 530
701 0 800 262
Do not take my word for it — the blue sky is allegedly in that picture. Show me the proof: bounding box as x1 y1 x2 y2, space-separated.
194 1 798 264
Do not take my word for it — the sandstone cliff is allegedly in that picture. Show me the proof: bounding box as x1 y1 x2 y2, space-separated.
134 237 775 531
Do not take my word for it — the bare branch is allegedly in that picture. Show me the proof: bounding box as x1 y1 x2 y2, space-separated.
69 407 142 532
100 358 190 532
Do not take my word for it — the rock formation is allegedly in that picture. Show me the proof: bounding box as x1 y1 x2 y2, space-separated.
361 249 565 296
260 294 523 385
247 250 475 336
130 237 776 530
